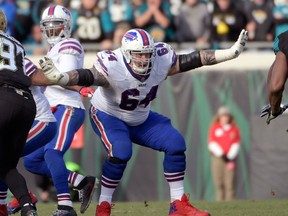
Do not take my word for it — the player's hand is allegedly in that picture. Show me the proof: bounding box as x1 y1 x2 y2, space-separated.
230 29 248 58
260 103 288 124
39 56 63 84
79 87 95 97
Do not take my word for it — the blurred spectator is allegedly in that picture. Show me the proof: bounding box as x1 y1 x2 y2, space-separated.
72 0 113 49
112 21 132 47
244 0 274 41
208 106 241 201
273 0 288 37
0 0 16 36
31 1 51 24
23 24 48 55
132 0 175 42
169 0 182 16
34 175 55 203
14 0 33 43
210 0 247 43
101 0 134 47
175 0 210 44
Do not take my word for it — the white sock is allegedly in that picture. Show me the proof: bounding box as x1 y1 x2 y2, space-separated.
58 200 73 207
68 172 85 188
98 186 115 204
168 180 184 202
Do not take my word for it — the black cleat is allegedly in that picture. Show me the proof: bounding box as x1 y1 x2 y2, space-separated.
52 206 77 216
20 203 37 216
74 176 96 213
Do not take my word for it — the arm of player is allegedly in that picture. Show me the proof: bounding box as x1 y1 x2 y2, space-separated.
268 51 288 115
168 29 248 76
39 57 110 88
29 67 59 86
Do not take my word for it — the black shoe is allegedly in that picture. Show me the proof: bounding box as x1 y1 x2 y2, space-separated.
52 206 77 216
74 176 96 213
20 203 37 216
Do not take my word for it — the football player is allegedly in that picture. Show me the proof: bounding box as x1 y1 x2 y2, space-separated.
25 5 96 216
0 58 96 215
0 10 38 216
261 30 288 123
40 28 248 216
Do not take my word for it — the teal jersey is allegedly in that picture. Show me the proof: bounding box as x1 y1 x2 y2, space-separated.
273 30 288 55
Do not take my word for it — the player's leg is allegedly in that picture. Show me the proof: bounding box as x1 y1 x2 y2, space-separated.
44 105 85 215
90 106 132 216
0 92 37 216
131 111 210 216
5 121 57 214
22 121 57 156
24 124 96 214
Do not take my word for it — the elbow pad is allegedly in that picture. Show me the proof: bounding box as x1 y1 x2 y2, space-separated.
76 69 94 87
179 51 203 72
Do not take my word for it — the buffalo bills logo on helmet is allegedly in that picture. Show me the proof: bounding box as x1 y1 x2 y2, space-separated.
124 31 138 41
62 7 71 16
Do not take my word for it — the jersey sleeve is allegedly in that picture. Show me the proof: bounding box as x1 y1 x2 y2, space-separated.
58 40 83 56
93 50 124 81
24 58 37 77
93 51 110 78
274 31 288 55
155 42 177 68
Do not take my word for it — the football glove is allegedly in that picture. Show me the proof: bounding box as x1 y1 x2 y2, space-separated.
39 56 64 84
260 103 288 124
79 87 95 97
215 29 248 62
231 29 249 58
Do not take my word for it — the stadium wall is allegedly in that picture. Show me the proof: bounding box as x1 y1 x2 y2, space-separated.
21 51 288 202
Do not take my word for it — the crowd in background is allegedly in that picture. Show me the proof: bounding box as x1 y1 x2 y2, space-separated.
0 0 286 53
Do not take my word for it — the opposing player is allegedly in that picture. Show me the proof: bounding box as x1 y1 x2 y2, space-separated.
26 5 96 216
0 9 38 216
261 30 288 123
40 28 248 216
0 58 96 215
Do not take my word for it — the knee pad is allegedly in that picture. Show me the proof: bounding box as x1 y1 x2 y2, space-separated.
164 152 186 173
109 157 127 164
103 157 127 180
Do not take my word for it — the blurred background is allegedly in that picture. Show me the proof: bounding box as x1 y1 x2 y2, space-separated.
6 0 288 202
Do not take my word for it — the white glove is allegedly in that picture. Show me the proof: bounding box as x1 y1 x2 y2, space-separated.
39 56 64 84
215 29 248 63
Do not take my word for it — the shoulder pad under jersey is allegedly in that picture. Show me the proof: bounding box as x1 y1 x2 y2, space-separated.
154 42 177 74
94 49 126 81
58 39 83 55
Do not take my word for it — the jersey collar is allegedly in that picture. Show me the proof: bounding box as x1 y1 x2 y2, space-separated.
123 56 151 82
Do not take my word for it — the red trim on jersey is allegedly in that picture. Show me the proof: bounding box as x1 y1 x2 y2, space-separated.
55 108 73 151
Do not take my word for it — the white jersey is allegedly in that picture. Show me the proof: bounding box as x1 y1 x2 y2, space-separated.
24 58 56 122
91 42 177 126
44 38 85 109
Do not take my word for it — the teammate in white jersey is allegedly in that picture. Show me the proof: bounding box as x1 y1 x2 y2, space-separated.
39 28 248 216
26 5 96 216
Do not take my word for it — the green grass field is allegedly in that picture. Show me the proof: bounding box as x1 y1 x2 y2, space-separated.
10 199 288 216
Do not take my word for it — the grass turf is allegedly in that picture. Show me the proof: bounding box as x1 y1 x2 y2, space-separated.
11 199 288 216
